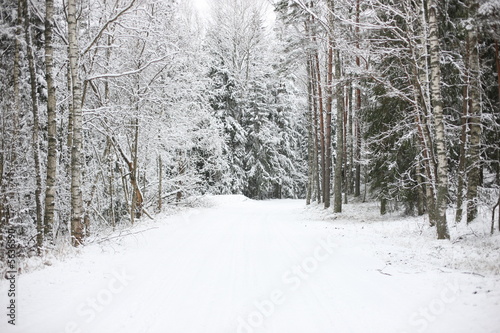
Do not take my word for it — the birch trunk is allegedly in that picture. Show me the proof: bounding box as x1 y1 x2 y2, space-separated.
67 0 85 246
428 0 449 239
43 0 57 239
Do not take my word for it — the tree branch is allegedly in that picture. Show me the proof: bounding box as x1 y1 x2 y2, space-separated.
82 0 137 56
85 54 171 81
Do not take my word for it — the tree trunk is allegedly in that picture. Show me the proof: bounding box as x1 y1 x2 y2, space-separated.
68 0 85 246
324 31 333 209
313 45 326 204
306 57 314 205
354 0 361 198
455 84 469 223
1 0 23 246
158 155 163 212
23 0 44 251
347 83 354 196
310 58 322 203
333 46 343 213
326 0 343 213
131 117 142 222
43 0 57 240
496 40 500 101
428 0 450 239
466 0 481 223
343 84 350 204
416 159 425 216
380 197 387 215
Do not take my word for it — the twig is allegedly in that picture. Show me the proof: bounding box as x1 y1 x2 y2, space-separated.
461 271 485 278
142 208 154 220
377 267 392 276
97 227 158 243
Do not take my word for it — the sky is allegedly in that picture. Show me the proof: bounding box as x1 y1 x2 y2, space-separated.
192 0 210 15
191 0 276 24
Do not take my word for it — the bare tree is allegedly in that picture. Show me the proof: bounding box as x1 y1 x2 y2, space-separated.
43 0 57 240
428 0 449 239
466 0 482 224
23 0 44 250
67 0 85 246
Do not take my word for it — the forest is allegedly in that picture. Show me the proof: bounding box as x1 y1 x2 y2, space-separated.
0 0 499 259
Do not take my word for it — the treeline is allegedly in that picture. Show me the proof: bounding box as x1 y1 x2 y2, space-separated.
0 0 307 257
275 0 500 239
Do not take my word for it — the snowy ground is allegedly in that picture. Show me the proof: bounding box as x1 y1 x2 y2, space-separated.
1 195 499 333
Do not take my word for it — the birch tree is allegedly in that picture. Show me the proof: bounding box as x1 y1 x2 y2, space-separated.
428 0 450 239
43 0 57 239
67 0 85 246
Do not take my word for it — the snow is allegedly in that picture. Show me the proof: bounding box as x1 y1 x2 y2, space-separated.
1 196 500 333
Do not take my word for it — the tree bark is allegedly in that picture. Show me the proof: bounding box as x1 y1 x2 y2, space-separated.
333 46 343 213
324 28 334 209
347 83 354 197
1 0 23 244
466 0 481 223
158 154 163 212
428 0 450 239
43 0 57 240
343 84 350 204
306 56 314 205
455 84 469 223
132 117 142 221
313 44 326 205
112 136 143 223
354 0 361 198
310 58 322 203
68 0 85 246
23 0 44 251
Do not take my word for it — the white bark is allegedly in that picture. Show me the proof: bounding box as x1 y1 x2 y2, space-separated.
67 0 85 246
428 0 450 239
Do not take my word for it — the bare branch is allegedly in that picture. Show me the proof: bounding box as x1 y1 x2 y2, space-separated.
82 0 137 56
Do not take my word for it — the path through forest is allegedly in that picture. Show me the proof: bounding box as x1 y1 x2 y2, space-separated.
1 196 499 333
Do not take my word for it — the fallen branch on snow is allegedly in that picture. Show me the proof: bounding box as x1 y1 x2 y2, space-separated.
97 227 159 244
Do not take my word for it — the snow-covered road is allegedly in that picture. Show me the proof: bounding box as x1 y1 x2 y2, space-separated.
1 196 499 333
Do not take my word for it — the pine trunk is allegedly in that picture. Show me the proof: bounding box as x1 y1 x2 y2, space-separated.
306 57 314 205
313 49 326 204
347 83 354 196
333 46 343 213
343 85 349 204
310 59 322 203
327 0 343 213
354 0 361 198
324 37 333 209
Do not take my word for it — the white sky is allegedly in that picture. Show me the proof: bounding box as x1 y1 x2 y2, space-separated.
192 0 210 17
191 0 276 25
